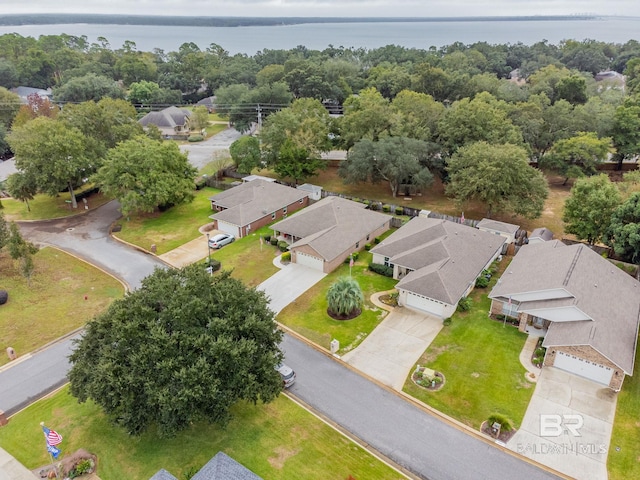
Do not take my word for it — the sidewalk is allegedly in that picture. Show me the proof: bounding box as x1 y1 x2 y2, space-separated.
519 334 541 383
0 447 36 480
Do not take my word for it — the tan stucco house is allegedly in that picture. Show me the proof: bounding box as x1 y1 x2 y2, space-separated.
271 196 391 273
370 217 505 318
489 240 640 391
209 179 309 238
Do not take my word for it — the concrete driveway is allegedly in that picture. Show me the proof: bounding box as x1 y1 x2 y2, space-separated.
507 367 617 480
257 263 326 315
342 306 443 390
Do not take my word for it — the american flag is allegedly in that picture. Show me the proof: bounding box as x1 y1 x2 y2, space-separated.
349 256 354 268
460 212 465 224
42 424 63 446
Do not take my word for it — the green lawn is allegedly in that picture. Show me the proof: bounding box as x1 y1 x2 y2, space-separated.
277 251 398 352
113 187 220 254
1 187 112 222
0 387 403 480
210 226 281 287
403 269 533 430
0 248 124 366
608 335 640 480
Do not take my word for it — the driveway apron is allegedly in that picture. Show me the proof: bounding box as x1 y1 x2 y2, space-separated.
257 263 326 315
507 367 617 480
342 307 443 390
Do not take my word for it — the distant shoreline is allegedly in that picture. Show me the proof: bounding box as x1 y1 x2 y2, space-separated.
0 13 613 28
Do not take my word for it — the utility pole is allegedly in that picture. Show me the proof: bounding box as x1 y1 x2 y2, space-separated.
256 103 262 133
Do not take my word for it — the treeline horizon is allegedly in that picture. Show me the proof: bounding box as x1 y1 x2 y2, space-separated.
0 13 604 28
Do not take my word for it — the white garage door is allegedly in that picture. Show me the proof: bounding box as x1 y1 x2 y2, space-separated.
217 221 240 238
405 292 446 318
554 351 613 385
295 251 324 271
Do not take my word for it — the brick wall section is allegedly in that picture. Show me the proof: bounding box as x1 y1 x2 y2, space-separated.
544 345 624 391
490 299 502 316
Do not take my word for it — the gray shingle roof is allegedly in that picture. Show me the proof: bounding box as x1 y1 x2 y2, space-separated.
139 106 191 128
209 179 308 227
489 241 640 373
529 227 553 241
272 196 391 262
372 217 505 305
191 452 262 480
476 218 520 235
149 469 178 480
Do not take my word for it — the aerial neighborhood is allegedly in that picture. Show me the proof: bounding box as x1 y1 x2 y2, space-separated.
1 25 640 480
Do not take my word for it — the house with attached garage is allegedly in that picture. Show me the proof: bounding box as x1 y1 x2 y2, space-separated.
271 196 391 273
370 217 505 318
209 179 309 238
489 240 640 391
138 106 192 139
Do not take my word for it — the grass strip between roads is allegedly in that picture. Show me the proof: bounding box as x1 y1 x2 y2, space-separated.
0 247 124 367
0 386 404 480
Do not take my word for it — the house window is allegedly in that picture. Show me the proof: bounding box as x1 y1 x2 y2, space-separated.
502 301 519 318
366 234 370 241
271 212 276 219
355 242 360 248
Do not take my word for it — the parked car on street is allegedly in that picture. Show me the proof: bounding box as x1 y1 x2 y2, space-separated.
276 363 296 388
208 233 235 249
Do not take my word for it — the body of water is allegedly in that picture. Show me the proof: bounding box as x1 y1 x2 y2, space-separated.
0 17 638 54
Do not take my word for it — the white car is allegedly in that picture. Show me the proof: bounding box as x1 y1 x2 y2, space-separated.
208 233 235 249
276 363 296 388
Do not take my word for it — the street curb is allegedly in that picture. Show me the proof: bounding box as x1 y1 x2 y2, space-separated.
109 224 177 270
277 323 572 480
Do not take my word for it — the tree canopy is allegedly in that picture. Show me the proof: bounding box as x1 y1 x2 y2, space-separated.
446 141 548 218
339 137 434 197
92 136 197 217
563 174 622 245
69 267 284 437
605 192 640 263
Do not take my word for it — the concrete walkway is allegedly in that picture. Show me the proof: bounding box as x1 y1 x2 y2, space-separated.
520 335 541 383
342 292 443 391
508 367 617 480
0 447 36 480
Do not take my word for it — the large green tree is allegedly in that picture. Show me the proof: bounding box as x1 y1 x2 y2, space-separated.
604 193 640 263
339 137 434 198
339 87 392 149
229 136 261 174
93 136 197 217
446 141 548 218
69 267 284 437
611 95 640 170
540 132 612 185
53 73 124 102
8 117 91 208
5 172 37 212
563 174 622 245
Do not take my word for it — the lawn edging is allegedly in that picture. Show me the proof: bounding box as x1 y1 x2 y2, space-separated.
276 323 570 480
109 226 174 270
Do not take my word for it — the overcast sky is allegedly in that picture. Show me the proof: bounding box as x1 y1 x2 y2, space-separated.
0 1 638 18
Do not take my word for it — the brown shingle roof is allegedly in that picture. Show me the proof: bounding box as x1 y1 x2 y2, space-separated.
272 196 391 262
489 241 640 373
209 179 308 227
373 217 505 305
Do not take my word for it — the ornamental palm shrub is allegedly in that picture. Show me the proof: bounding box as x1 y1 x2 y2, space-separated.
326 276 364 317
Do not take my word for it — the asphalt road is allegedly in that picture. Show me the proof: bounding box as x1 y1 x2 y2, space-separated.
179 126 245 170
17 200 165 290
282 334 560 480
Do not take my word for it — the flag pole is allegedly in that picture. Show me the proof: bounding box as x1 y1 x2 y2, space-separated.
40 422 59 479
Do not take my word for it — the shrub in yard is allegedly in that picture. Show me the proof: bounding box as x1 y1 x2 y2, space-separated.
395 206 404 215
442 317 452 326
487 413 514 432
327 276 364 319
382 204 391 212
368 263 393 277
532 356 544 367
277 240 288 252
365 243 372 251
204 258 221 272
344 252 359 263
374 237 381 244
534 347 546 357
194 176 208 190
270 237 278 246
457 296 472 312
281 252 291 262
0 289 7 305
263 234 271 243
188 134 204 142
475 276 489 288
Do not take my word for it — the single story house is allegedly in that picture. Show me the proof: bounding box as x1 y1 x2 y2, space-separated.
528 227 553 244
476 218 520 244
150 452 262 480
489 240 640 390
196 95 216 113
370 217 505 318
272 196 391 273
139 106 191 139
11 86 53 103
209 179 309 238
